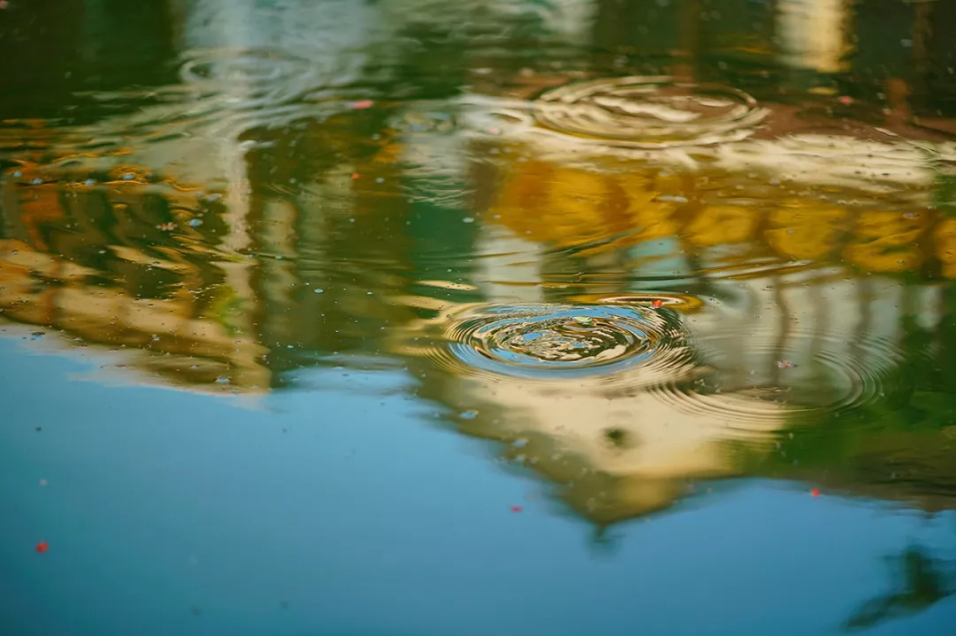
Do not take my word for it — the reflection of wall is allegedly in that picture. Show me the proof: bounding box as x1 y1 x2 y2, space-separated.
777 0 851 73
0 168 268 392
397 266 937 524
431 367 787 523
477 151 950 284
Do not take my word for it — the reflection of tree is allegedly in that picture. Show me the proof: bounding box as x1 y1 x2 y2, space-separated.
845 545 956 631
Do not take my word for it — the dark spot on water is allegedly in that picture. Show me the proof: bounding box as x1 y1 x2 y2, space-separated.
604 428 629 448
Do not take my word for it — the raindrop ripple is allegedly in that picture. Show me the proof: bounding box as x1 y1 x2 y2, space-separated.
179 47 317 88
415 303 691 381
533 75 768 148
648 328 912 431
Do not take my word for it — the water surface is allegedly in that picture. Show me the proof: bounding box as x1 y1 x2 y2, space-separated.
2 1 956 634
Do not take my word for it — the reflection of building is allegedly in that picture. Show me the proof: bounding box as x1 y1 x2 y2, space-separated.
0 165 269 392
777 0 851 73
476 143 951 285
392 263 934 524
1 0 956 524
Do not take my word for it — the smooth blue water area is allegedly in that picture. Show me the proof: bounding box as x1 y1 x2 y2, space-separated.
1 338 954 636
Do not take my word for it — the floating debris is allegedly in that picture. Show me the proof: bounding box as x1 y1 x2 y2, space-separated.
810 488 821 497
348 100 374 110
35 542 49 553
459 409 478 420
510 505 523 513
777 360 796 369
651 299 664 309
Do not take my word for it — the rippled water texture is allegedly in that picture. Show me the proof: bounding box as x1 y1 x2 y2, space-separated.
406 302 688 379
2 0 956 634
534 76 768 147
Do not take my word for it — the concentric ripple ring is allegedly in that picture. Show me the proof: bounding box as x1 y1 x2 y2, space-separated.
647 328 912 433
533 76 768 148
411 303 691 381
179 48 315 87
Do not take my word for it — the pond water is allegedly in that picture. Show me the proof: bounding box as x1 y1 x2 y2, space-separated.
2 1 956 634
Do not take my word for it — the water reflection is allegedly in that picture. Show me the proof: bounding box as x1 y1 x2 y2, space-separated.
1 0 956 541
533 76 768 147
847 544 956 630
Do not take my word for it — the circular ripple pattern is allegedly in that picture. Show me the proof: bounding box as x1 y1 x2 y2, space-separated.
648 329 912 434
179 48 315 87
415 303 691 381
533 76 767 148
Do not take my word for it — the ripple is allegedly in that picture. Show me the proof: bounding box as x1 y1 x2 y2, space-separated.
404 303 691 381
179 48 316 88
569 293 705 313
533 76 768 148
650 329 912 431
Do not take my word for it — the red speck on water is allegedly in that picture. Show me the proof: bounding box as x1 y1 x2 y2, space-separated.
35 542 48 553
838 96 853 105
651 299 663 309
811 488 821 497
348 100 374 110
510 505 523 513
351 173 360 180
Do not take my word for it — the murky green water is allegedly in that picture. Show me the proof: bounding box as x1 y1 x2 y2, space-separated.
2 1 956 634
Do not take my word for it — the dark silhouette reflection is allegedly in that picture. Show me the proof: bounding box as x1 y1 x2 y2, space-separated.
846 544 956 631
0 0 177 122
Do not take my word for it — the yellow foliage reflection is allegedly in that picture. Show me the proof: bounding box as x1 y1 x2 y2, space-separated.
484 158 944 276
